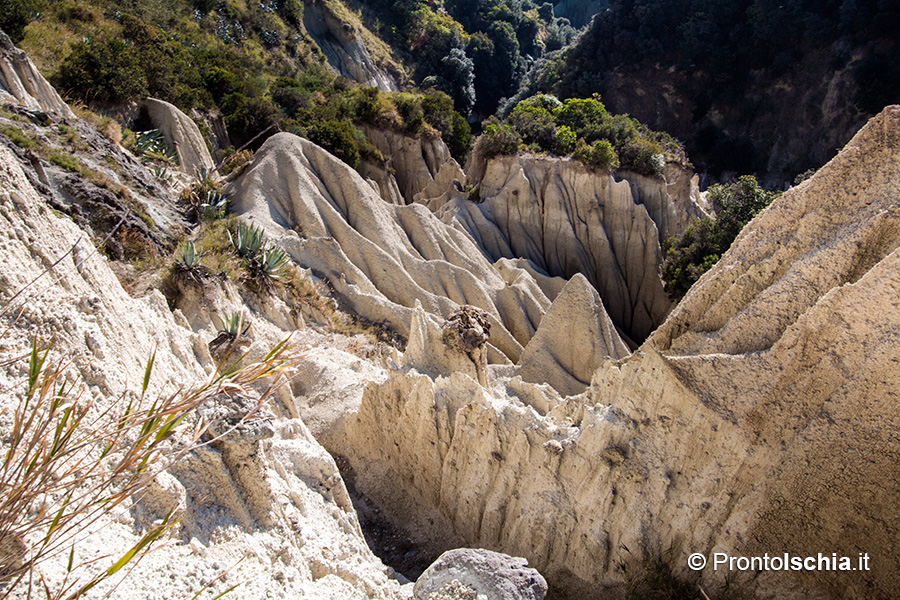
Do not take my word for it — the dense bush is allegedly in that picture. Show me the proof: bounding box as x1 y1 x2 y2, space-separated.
662 175 779 299
508 101 557 149
421 90 472 162
476 120 522 158
573 139 619 171
307 120 362 168
478 93 679 174
620 137 665 176
56 37 148 103
0 0 42 42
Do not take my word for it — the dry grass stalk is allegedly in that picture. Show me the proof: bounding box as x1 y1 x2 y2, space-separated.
0 335 298 599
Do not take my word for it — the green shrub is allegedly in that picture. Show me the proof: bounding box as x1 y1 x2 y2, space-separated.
620 137 665 176
508 102 557 151
307 120 361 168
395 94 425 135
56 36 148 103
476 120 521 158
661 217 720 300
0 0 42 42
221 93 281 148
205 66 243 103
554 125 577 155
709 175 780 242
573 139 619 171
421 90 472 162
279 0 304 26
553 95 607 138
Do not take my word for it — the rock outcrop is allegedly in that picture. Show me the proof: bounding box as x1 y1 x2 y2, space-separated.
619 163 708 242
414 549 547 600
0 31 74 119
228 132 553 364
143 97 215 175
517 273 629 396
340 107 900 599
361 126 465 204
435 154 671 342
303 2 399 91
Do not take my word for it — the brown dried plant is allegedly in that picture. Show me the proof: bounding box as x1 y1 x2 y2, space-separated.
0 335 298 599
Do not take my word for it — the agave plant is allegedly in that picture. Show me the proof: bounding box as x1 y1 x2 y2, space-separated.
191 190 230 221
193 166 220 195
229 222 265 259
152 164 174 185
220 310 249 338
174 240 203 272
135 129 177 163
252 245 290 283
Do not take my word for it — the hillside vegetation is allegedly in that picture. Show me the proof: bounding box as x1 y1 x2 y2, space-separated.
2 0 473 161
527 0 900 184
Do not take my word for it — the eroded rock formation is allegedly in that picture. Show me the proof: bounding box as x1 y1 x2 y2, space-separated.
435 154 671 342
303 2 399 92
0 31 74 118
341 107 900 599
143 98 216 175
361 125 465 204
228 132 553 364
0 143 406 600
517 273 629 396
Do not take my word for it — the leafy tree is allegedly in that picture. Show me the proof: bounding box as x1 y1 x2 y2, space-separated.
662 175 779 299
439 47 476 116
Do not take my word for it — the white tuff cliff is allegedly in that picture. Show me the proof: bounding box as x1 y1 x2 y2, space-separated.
0 141 406 599
0 31 74 119
339 106 900 599
143 97 216 175
227 132 555 364
436 154 672 342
